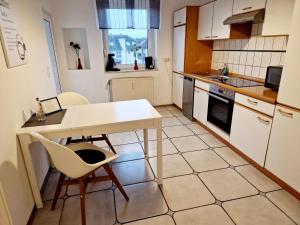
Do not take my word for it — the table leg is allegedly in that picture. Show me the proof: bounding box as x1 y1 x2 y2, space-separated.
18 134 44 208
143 129 149 156
155 119 163 185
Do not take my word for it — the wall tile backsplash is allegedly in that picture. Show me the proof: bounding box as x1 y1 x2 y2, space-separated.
211 23 288 79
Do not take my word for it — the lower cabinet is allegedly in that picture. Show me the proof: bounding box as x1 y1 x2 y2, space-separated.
230 104 273 166
265 105 300 192
193 87 208 124
172 73 184 108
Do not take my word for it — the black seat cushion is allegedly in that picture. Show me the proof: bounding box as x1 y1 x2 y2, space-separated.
75 149 106 164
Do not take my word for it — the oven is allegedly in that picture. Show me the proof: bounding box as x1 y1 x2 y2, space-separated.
207 85 235 134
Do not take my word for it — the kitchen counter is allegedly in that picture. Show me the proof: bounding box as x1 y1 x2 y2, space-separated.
174 71 278 104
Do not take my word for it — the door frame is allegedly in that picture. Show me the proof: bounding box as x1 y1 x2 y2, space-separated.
0 185 13 225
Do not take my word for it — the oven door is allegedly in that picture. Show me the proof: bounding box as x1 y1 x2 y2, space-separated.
207 93 234 133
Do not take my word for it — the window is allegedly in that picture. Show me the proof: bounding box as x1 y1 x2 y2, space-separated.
107 29 148 65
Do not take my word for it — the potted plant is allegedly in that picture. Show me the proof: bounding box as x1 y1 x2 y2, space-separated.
131 44 141 70
70 42 83 70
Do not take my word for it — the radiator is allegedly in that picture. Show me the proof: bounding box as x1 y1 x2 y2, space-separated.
110 77 154 104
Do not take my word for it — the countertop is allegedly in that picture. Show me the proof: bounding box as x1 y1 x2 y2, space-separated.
175 71 278 104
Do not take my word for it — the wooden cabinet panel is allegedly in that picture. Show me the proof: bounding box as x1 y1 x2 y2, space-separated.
233 0 266 15
193 87 209 124
174 7 187 26
265 105 300 192
230 104 272 166
198 2 214 40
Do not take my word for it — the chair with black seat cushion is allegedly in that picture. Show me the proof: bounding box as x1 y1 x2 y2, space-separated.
57 92 117 153
30 132 129 225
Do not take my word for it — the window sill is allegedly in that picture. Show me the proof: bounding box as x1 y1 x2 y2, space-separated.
105 68 158 74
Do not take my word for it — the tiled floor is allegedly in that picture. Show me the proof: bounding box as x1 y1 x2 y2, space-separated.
33 105 300 225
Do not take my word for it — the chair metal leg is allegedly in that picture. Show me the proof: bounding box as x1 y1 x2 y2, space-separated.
51 173 65 210
102 134 117 154
79 178 86 225
103 164 129 201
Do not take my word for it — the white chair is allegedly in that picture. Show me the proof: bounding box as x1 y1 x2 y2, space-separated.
57 92 117 153
30 132 129 225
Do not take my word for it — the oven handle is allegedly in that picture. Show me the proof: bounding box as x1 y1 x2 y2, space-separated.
208 93 229 104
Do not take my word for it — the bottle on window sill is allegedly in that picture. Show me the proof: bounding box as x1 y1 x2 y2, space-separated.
134 60 139 70
35 98 46 121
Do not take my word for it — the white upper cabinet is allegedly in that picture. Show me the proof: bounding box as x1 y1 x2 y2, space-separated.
262 0 295 36
198 2 214 40
212 0 233 39
174 7 187 26
265 105 300 192
233 0 266 15
173 25 186 73
277 0 300 109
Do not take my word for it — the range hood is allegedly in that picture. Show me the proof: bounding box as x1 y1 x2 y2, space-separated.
223 9 265 25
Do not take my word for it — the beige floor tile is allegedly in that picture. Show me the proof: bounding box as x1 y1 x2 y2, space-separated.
161 175 215 211
162 117 183 127
155 106 169 112
183 150 229 172
112 159 154 185
136 129 167 141
67 168 112 196
33 200 63 225
186 123 209 135
42 172 66 201
267 190 300 224
163 126 194 138
125 215 175 225
236 165 281 192
199 133 225 148
174 205 234 225
149 154 193 178
108 131 139 145
223 196 295 225
141 139 178 157
213 147 248 166
169 108 184 116
177 116 194 125
115 181 168 223
60 190 115 225
113 143 145 163
199 168 258 201
159 110 174 117
171 136 209 152
94 140 108 148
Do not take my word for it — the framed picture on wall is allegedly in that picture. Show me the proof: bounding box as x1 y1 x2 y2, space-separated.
40 97 62 115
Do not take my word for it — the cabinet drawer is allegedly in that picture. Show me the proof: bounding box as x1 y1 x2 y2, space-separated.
174 8 187 26
235 93 275 116
195 80 210 91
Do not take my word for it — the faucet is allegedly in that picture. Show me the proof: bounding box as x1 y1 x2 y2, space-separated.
219 63 229 76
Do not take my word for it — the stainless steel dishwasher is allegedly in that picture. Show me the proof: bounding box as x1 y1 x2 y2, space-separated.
182 76 195 120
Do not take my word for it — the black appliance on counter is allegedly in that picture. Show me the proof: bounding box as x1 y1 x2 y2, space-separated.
182 76 195 120
145 56 155 69
106 54 120 71
207 85 235 134
264 66 283 91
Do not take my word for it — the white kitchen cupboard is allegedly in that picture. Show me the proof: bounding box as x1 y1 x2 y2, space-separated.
172 73 184 108
193 87 209 124
277 0 300 110
230 104 272 166
198 2 214 40
262 0 295 36
174 7 187 26
233 0 266 15
265 105 300 192
173 25 186 73
211 0 233 39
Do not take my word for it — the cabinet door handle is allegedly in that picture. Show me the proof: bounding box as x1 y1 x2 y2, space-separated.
212 35 218 38
177 21 181 25
205 36 211 39
247 99 258 106
242 6 252 11
257 117 270 125
278 109 293 118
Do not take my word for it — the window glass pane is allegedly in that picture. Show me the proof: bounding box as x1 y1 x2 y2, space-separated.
108 29 148 65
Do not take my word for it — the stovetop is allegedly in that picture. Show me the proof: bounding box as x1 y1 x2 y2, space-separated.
209 76 264 88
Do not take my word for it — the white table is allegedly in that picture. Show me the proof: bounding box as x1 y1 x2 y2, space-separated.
17 100 163 208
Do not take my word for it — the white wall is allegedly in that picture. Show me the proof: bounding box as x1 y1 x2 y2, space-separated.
47 0 210 105
0 0 57 224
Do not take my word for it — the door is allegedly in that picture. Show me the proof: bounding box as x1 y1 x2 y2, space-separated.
198 2 214 40
265 106 300 191
173 26 186 73
172 73 184 108
233 0 266 15
174 7 187 26
212 0 233 39
43 16 61 94
193 87 209 125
